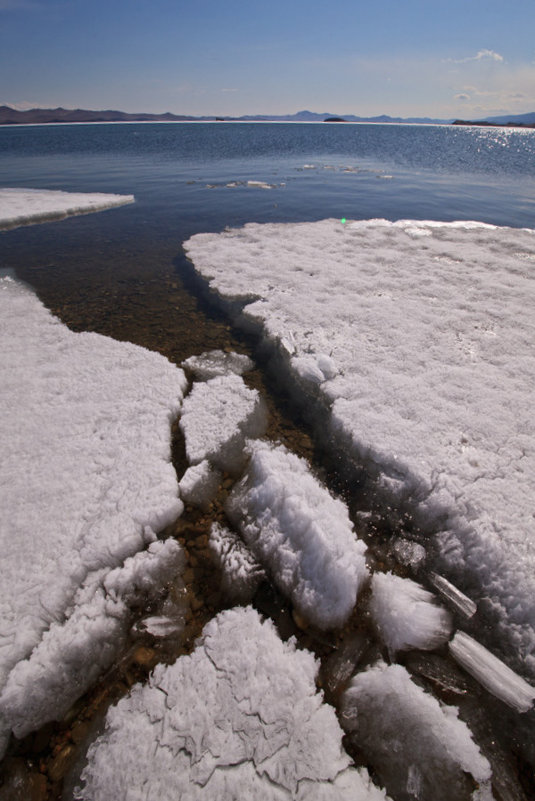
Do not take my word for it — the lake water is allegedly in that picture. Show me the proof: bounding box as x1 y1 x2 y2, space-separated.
1 121 535 235
1 121 534 345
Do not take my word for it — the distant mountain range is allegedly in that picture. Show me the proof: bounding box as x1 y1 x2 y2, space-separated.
1 105 534 127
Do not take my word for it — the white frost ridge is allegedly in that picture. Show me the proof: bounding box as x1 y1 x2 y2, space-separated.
0 187 134 230
0 277 186 750
78 607 389 800
227 440 368 629
184 218 535 674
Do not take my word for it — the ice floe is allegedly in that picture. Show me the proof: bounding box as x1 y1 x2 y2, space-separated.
78 607 389 800
0 187 134 230
179 373 267 473
341 661 491 801
370 572 452 655
184 218 535 674
226 440 369 629
0 276 186 751
181 349 254 380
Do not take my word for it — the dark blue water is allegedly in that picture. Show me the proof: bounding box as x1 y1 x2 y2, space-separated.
1 121 535 235
1 121 534 318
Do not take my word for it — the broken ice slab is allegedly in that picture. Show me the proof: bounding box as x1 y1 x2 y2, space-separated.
320 632 368 698
181 349 254 380
179 460 222 511
429 573 477 619
449 631 535 713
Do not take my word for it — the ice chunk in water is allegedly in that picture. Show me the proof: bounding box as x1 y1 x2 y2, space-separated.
392 537 426 569
341 661 491 801
226 440 368 629
179 460 222 511
179 374 267 474
449 631 535 713
181 349 254 380
370 572 452 655
430 573 477 619
209 522 266 602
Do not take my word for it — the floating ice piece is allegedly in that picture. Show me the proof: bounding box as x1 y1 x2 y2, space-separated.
0 539 183 739
449 632 535 713
0 276 186 752
341 662 491 801
179 374 267 473
392 537 426 569
247 179 275 189
370 572 452 655
184 218 535 674
137 615 184 638
209 522 266 602
181 349 254 380
179 460 222 511
226 440 368 629
430 573 477 619
78 607 388 800
0 187 134 230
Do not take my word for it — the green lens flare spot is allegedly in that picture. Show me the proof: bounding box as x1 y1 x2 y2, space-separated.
341 217 346 224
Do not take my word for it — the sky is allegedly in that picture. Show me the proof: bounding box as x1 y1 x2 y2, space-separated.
1 0 535 119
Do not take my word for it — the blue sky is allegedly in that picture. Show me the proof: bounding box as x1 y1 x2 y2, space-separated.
1 0 534 118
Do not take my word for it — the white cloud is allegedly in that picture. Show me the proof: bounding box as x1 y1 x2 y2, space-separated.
446 49 504 65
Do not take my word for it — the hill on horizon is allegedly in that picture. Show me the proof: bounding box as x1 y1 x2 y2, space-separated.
1 105 534 127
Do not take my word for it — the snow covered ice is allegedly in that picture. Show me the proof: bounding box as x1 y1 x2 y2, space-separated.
226 440 369 629
341 661 491 801
0 187 134 230
0 275 187 752
179 460 222 511
78 606 389 801
179 373 267 474
184 218 535 675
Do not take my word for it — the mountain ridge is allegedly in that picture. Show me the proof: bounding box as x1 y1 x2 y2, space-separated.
1 105 534 127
